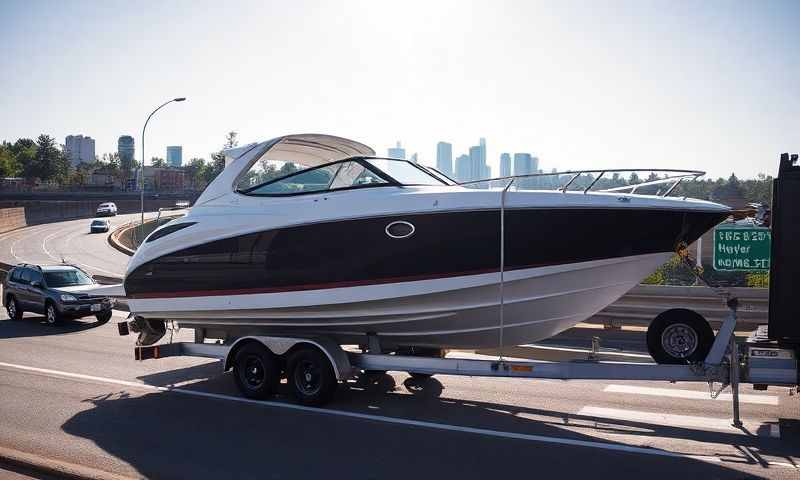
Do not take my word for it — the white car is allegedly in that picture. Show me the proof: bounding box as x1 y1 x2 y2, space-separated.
96 202 117 216
89 218 110 233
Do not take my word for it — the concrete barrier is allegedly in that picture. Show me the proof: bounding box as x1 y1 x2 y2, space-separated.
0 199 186 225
0 207 26 234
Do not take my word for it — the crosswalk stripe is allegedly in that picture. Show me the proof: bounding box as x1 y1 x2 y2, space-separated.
578 406 779 437
604 384 779 406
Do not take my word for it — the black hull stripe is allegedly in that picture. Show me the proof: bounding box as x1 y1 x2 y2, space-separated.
125 208 728 299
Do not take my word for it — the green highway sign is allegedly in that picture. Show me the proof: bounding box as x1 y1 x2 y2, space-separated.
713 226 771 271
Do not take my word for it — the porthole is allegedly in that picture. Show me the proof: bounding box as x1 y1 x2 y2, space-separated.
385 221 415 239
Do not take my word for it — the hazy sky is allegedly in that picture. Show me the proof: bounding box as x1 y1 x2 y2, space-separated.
1 0 797 179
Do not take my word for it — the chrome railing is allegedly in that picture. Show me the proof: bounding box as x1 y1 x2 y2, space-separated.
459 168 705 197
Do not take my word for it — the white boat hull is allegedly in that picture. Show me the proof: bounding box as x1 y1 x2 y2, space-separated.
130 252 672 349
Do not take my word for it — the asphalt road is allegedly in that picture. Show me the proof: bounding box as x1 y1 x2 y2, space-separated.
0 216 797 479
0 308 797 479
0 213 144 278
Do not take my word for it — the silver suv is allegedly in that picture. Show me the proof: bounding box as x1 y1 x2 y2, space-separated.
3 264 114 325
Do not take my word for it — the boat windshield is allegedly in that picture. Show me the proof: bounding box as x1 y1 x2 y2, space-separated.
44 269 94 288
238 158 446 196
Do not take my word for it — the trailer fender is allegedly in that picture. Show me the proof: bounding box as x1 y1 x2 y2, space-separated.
224 336 353 381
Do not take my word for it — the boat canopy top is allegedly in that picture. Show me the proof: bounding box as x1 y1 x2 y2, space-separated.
197 134 376 205
226 134 375 169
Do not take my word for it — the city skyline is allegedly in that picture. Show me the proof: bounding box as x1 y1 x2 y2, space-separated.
2 1 797 179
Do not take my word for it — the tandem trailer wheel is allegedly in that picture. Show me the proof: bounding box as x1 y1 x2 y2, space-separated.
647 308 714 365
286 345 338 406
232 342 280 400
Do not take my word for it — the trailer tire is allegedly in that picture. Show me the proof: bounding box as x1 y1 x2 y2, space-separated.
232 342 280 400
647 309 714 365
287 346 337 406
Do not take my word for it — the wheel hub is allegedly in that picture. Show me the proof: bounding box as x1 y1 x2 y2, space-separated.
661 323 698 358
242 356 265 389
295 361 321 396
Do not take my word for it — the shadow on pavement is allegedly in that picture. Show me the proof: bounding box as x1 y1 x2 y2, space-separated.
58 366 796 479
0 316 106 340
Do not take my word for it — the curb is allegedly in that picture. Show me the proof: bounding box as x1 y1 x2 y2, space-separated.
107 223 136 257
0 445 133 480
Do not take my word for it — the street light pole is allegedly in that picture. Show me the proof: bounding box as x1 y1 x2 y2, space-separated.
140 97 186 228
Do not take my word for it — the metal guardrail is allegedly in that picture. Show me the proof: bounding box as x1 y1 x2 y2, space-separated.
593 284 768 328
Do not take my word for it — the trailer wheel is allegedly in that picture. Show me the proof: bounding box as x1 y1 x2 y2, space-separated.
399 347 445 379
233 342 280 400
647 309 714 365
287 346 337 406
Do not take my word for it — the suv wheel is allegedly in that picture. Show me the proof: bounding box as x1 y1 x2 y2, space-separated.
6 296 23 321
95 310 112 324
45 302 62 325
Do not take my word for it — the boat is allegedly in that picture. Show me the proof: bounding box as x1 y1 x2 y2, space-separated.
117 133 730 350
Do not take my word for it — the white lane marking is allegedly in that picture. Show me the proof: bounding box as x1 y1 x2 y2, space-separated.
57 222 124 277
605 384 779 406
8 225 55 263
41 229 63 261
578 406 779 438
0 361 726 464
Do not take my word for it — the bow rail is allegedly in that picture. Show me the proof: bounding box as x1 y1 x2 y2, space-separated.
458 168 705 197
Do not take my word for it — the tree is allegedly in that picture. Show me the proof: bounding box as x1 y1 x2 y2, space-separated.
184 157 208 189
206 131 239 184
224 131 238 149
151 157 166 168
0 143 21 177
28 134 69 183
13 138 37 180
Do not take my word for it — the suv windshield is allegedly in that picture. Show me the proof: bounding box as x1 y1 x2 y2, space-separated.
44 270 94 288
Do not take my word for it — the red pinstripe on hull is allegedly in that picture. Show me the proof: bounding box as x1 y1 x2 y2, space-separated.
128 266 502 299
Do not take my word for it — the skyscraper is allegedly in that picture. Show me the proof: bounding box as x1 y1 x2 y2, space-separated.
532 156 539 173
513 153 533 176
387 141 405 159
436 142 453 176
455 154 471 182
409 153 418 164
65 134 95 166
500 153 511 177
468 146 482 181
166 146 183 167
117 136 135 172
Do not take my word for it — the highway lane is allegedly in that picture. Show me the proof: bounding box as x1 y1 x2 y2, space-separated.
0 213 144 278
0 309 797 479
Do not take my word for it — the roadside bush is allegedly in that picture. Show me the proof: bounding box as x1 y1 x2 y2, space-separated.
746 272 770 288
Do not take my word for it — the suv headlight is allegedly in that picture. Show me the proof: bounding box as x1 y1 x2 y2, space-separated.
60 294 77 302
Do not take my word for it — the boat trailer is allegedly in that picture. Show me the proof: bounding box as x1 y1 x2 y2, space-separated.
122 153 800 418
125 295 798 424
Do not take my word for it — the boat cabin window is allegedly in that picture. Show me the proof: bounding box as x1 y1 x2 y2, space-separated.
239 160 388 195
237 157 447 196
